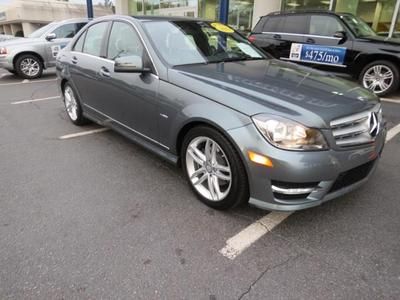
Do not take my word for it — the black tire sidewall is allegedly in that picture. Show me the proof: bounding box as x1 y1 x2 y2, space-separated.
181 126 249 210
359 60 400 96
15 54 43 79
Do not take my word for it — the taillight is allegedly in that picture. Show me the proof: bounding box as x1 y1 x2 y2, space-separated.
248 35 256 43
0 47 7 55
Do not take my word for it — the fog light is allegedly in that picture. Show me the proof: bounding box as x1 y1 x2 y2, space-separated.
248 151 273 167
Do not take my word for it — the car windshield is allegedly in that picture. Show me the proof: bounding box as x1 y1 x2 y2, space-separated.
28 23 56 38
142 20 265 66
341 15 376 38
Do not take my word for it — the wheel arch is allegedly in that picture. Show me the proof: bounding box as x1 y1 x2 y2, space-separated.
175 119 251 195
13 51 45 69
353 54 400 78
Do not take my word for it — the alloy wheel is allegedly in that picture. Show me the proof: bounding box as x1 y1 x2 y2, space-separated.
185 136 232 202
362 64 394 94
64 86 78 121
20 58 40 77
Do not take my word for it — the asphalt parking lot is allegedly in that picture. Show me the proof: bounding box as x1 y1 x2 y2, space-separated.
1 68 400 299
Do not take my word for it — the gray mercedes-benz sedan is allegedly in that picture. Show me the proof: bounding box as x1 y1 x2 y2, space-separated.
56 15 386 211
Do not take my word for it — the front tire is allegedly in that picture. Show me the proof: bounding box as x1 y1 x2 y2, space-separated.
15 54 43 79
63 83 90 126
181 126 249 210
359 60 399 96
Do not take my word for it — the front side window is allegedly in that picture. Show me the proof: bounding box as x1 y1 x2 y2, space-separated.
107 22 144 60
82 22 108 57
309 15 345 36
143 21 265 66
52 24 77 39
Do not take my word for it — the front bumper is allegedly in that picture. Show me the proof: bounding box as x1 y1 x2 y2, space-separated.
0 55 14 70
228 123 386 211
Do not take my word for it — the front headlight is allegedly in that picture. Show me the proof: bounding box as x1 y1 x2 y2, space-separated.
252 114 328 151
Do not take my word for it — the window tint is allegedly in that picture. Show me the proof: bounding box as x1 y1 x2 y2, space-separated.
107 22 144 60
82 22 108 57
73 31 86 52
281 15 307 34
309 15 344 36
262 16 285 32
53 23 77 39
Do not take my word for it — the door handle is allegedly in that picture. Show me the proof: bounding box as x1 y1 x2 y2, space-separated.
71 56 78 64
273 34 281 39
99 66 110 78
306 38 315 44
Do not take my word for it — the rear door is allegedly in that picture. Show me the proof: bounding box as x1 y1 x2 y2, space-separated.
68 21 110 113
251 14 308 59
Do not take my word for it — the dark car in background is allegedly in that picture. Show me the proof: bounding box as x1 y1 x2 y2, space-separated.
249 11 400 96
57 15 385 211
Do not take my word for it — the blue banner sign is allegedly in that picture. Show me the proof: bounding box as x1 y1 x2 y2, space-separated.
289 43 347 66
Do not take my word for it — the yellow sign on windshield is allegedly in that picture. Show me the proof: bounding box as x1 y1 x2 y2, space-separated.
210 22 234 33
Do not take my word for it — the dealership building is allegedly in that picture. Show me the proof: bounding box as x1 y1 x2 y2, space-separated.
115 0 400 36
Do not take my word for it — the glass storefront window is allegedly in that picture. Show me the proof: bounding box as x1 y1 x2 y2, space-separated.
228 0 254 33
335 0 397 37
282 0 330 11
129 0 197 16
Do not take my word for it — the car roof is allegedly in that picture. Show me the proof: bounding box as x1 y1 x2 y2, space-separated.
132 15 207 22
265 10 353 17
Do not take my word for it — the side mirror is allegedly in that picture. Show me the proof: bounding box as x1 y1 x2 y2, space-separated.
114 55 150 73
45 33 57 41
333 31 346 40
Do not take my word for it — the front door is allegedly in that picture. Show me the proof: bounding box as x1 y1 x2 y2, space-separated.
299 14 356 73
95 21 159 141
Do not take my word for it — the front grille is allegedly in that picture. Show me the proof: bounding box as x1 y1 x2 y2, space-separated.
330 104 382 148
329 159 376 193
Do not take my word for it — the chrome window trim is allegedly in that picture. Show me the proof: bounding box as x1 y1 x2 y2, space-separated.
84 103 169 150
262 32 342 40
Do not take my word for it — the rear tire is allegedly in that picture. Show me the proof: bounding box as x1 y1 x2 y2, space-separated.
359 60 399 96
63 83 90 126
181 126 249 210
15 54 43 79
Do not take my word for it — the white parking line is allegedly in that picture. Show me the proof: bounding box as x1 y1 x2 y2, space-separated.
220 123 400 260
0 78 57 86
386 123 400 142
381 98 400 104
11 96 60 105
59 128 109 140
219 212 292 259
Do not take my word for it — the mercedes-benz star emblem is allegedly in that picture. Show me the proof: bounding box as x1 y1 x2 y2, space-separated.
369 112 379 137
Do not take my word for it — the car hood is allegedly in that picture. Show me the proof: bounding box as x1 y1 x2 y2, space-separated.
169 59 379 128
358 35 400 47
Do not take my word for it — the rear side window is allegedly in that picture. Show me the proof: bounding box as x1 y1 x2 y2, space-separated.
82 22 108 57
309 15 344 36
281 15 308 34
261 16 285 32
107 22 144 60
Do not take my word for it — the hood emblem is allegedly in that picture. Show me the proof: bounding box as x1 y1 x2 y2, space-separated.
368 112 379 137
